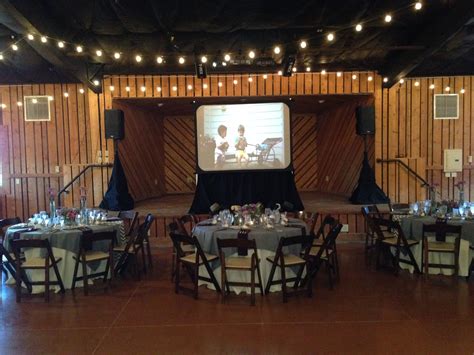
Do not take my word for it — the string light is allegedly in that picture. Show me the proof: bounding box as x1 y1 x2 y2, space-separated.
11 44 18 51
460 88 466 94
429 84 435 90
306 67 311 72
76 45 83 53
63 92 69 98
0 54 3 60
79 88 85 94
222 62 227 67
27 34 34 40
274 46 281 54
140 86 146 92
172 86 178 91
178 56 185 64
321 69 327 75
352 74 357 80
57 41 64 48
355 24 363 32
202 84 208 89
368 76 373 81
445 86 451 92
383 77 389 83
201 56 207 63
93 79 100 86
414 81 420 87
32 98 38 104
157 86 162 92
17 101 23 107
263 74 268 79
327 33 335 42
41 36 47 43
125 86 130 92
156 56 163 64
224 54 231 61
1 103 7 109
187 84 193 90
135 55 142 63
218 82 223 87
337 72 342 77
109 85 115 91
212 62 217 67
96 50 102 57
299 40 307 49
277 70 282 76
384 14 392 23
248 77 253 82
233 79 238 85
399 78 405 84
292 67 297 73
248 50 255 59
114 52 121 59
48 96 54 101
414 2 422 10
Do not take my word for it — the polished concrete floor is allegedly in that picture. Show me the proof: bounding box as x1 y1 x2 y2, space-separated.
1 243 473 354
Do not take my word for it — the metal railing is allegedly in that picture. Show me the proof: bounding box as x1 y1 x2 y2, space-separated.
376 158 432 189
57 164 113 206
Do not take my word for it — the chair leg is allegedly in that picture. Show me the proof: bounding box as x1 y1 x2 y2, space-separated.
81 259 89 296
256 262 264 295
145 236 153 268
15 263 22 303
141 245 147 274
175 258 180 294
281 265 288 303
265 261 277 294
72 257 80 290
220 264 226 304
171 250 176 282
45 266 50 303
424 246 429 275
52 261 65 293
103 258 110 284
250 266 255 306
193 263 199 300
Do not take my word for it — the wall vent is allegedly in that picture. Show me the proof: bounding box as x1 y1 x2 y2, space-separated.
24 96 51 122
434 94 458 119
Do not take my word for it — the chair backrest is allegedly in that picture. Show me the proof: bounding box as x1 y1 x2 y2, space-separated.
310 223 343 262
314 215 337 241
422 223 462 242
80 231 116 251
168 222 181 234
134 214 154 245
388 202 410 212
0 217 22 238
370 216 394 240
169 231 210 265
303 212 319 236
11 238 55 266
176 214 197 237
118 210 139 236
274 234 314 264
361 205 382 219
217 237 258 256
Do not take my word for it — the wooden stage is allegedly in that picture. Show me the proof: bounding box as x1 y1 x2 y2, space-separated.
135 191 377 240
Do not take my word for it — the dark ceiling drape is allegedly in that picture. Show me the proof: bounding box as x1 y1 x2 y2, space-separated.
189 170 304 214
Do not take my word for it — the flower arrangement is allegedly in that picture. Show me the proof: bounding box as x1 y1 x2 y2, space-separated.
241 202 264 218
57 208 79 223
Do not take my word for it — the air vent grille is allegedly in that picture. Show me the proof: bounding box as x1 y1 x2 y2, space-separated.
434 94 458 119
24 96 51 122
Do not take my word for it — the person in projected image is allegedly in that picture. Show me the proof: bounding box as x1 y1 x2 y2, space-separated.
214 124 229 167
234 124 249 167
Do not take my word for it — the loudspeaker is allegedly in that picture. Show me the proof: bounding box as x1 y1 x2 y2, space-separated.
105 109 124 140
356 106 375 135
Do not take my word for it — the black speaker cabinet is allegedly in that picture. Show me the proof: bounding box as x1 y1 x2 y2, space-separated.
356 106 375 135
105 109 124 140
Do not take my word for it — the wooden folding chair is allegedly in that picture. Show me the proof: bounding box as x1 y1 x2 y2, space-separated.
371 217 420 275
361 205 383 255
467 245 474 281
117 210 139 239
72 231 115 295
176 214 198 237
0 217 22 279
169 231 221 299
11 238 65 302
265 234 314 303
217 236 264 306
169 222 195 281
422 222 461 275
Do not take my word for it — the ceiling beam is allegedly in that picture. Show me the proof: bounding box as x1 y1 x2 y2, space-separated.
0 0 100 92
383 0 474 87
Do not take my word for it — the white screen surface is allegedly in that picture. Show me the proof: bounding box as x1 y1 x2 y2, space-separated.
196 102 291 172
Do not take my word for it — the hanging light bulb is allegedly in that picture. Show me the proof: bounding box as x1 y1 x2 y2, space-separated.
40 36 47 43
64 92 69 98
96 49 103 57
17 101 23 107
352 74 357 80
201 55 207 63
109 85 115 91
248 77 253 82
0 54 4 60
178 56 185 64
135 55 142 63
203 84 208 89
327 33 335 42
414 81 420 87
57 41 65 48
32 98 38 104
172 86 177 91
222 62 227 66
445 86 451 92
368 76 373 81
292 67 297 73
11 44 18 51
93 79 100 86
48 96 54 101
460 88 466 94
355 24 363 32
277 70 283 76
248 50 256 59
218 82 223 87
187 84 193 90
27 34 34 40
79 88 85 94
263 74 268 79
76 45 83 53
384 14 392 23
383 77 389 83
399 78 405 84
300 40 307 49
114 52 121 59
306 67 311 72
321 69 327 75
140 86 146 92
233 79 238 85
156 56 163 64
1 103 7 109
125 86 130 92
414 2 422 10
224 54 231 62
212 62 217 68
337 72 342 77
274 46 281 54
157 86 162 92
429 84 435 90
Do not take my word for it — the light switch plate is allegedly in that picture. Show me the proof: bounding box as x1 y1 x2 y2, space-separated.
341 224 349 232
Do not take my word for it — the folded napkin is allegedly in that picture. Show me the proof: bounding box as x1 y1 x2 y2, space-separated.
12 228 39 239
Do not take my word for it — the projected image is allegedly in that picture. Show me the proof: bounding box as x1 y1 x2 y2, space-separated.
196 102 291 171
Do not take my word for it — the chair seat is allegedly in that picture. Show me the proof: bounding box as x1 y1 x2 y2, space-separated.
113 244 127 252
266 254 306 266
427 241 456 252
21 257 61 268
180 252 218 264
381 237 418 246
74 250 110 262
224 256 255 269
308 246 334 257
182 244 195 253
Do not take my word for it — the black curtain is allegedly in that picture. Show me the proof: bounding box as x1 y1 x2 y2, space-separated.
189 170 304 214
350 152 389 204
99 154 134 211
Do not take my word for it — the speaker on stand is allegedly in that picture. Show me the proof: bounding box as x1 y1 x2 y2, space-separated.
350 106 389 204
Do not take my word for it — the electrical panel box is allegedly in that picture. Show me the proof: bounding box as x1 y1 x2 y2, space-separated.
444 149 463 172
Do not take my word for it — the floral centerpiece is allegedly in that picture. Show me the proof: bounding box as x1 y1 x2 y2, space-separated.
241 202 264 219
56 208 79 225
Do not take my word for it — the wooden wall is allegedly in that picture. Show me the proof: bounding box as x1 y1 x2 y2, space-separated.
316 96 374 194
375 76 474 203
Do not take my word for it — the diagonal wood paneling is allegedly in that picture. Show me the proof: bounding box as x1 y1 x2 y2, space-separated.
291 114 318 190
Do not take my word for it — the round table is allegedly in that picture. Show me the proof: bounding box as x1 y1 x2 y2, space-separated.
193 219 308 294
399 216 473 276
3 222 124 293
